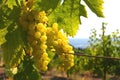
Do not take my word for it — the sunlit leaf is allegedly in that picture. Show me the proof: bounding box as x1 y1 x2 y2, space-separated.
0 5 24 67
48 0 82 36
33 0 60 13
1 25 25 67
5 0 17 9
0 7 8 45
83 0 104 17
0 28 7 45
5 0 22 9
0 5 21 45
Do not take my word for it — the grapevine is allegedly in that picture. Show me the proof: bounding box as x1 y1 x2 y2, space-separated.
0 0 104 79
19 1 74 72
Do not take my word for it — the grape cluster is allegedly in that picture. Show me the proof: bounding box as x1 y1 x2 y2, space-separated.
20 9 74 71
20 10 50 71
46 23 74 71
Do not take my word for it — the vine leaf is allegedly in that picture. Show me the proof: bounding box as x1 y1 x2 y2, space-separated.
48 0 87 36
83 0 104 17
80 3 88 18
1 25 25 67
5 0 17 9
33 0 60 13
1 27 25 67
5 0 22 9
14 56 41 80
0 5 21 45
0 28 7 45
0 6 25 67
0 6 8 45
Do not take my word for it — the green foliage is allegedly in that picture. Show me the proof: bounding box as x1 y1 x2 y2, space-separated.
0 7 8 45
0 0 104 37
0 2 22 45
5 0 18 9
83 0 104 17
14 56 41 80
67 48 87 75
66 23 120 79
1 26 25 67
47 0 104 36
0 28 7 45
48 54 60 70
0 4 25 67
47 50 56 70
33 0 60 13
3 0 22 9
85 23 120 78
79 3 88 18
48 0 84 36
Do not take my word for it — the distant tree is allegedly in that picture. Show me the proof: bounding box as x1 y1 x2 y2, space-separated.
85 22 120 80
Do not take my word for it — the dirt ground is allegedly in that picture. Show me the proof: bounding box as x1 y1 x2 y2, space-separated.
0 67 120 80
0 67 102 80
41 68 103 80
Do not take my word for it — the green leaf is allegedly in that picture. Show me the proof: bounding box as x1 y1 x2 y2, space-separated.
0 4 21 45
48 0 82 36
7 6 21 21
0 1 25 67
33 0 60 13
5 0 17 9
14 56 41 80
83 0 104 17
5 0 22 9
0 28 7 45
80 3 88 18
1 24 25 67
0 6 8 45
29 70 41 80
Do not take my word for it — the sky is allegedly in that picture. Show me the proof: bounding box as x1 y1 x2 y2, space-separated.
71 0 120 39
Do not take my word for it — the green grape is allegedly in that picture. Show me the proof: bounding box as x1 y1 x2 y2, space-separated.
42 52 48 58
40 44 47 50
52 23 58 32
10 67 18 75
36 23 44 31
53 41 58 46
20 10 50 72
40 35 47 42
37 11 48 23
46 23 74 71
20 9 74 72
34 31 41 39
42 16 48 23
